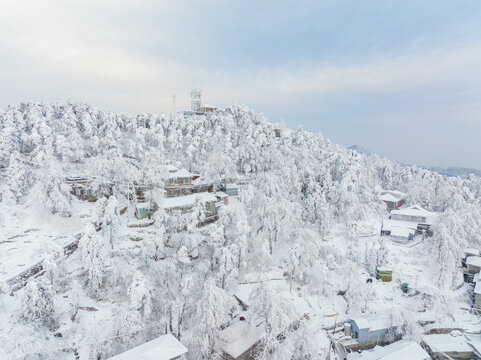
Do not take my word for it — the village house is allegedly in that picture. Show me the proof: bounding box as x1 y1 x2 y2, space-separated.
352 340 430 360
462 248 480 268
219 279 311 360
66 176 113 202
422 332 481 360
163 192 218 218
107 333 188 360
224 183 239 197
380 190 406 211
390 205 435 227
465 256 481 283
220 317 264 360
380 205 436 243
348 316 398 346
134 201 158 219
167 168 195 187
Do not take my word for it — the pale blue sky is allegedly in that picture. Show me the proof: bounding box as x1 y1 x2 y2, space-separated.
1 1 481 168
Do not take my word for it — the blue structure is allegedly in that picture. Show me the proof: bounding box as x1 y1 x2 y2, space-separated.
350 317 395 344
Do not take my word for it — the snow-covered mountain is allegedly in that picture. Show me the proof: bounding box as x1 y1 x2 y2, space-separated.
1 102 481 359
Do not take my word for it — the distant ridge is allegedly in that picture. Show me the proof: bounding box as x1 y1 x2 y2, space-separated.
349 144 481 179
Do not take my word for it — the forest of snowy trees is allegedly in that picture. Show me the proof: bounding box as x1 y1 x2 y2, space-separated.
1 102 481 359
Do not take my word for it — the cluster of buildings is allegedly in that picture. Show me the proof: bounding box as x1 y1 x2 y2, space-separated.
379 190 436 244
67 163 239 225
344 317 481 359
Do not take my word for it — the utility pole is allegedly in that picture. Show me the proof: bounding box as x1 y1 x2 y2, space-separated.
173 94 176 115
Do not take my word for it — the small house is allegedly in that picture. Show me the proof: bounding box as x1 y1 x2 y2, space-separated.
135 202 158 219
349 316 396 345
380 221 415 243
163 192 218 218
354 340 430 360
215 191 229 205
225 183 239 197
167 168 195 186
390 205 435 226
381 205 436 242
274 128 281 138
380 190 406 211
376 267 393 282
462 248 479 268
107 333 187 360
220 318 265 360
66 177 112 202
466 256 481 275
422 332 478 360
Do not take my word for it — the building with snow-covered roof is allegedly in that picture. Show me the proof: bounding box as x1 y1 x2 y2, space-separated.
163 192 218 218
381 205 436 243
463 251 481 283
166 164 179 173
380 219 416 243
224 183 239 197
66 176 113 202
390 205 435 225
219 278 311 359
107 333 187 360
422 332 478 360
464 256 481 283
380 190 406 211
220 316 265 360
135 201 159 219
351 340 429 360
349 315 397 345
167 168 195 185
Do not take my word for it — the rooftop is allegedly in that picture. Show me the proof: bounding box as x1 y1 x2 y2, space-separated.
351 315 393 331
354 340 429 360
163 192 217 209
422 333 474 354
380 193 402 203
169 168 195 179
466 256 481 268
107 333 187 360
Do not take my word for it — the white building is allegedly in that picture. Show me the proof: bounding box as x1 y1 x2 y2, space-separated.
351 340 430 360
389 205 435 225
381 205 436 243
422 332 479 359
380 190 406 211
108 333 187 360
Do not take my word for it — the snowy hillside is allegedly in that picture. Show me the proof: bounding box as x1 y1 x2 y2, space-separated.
1 102 481 359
